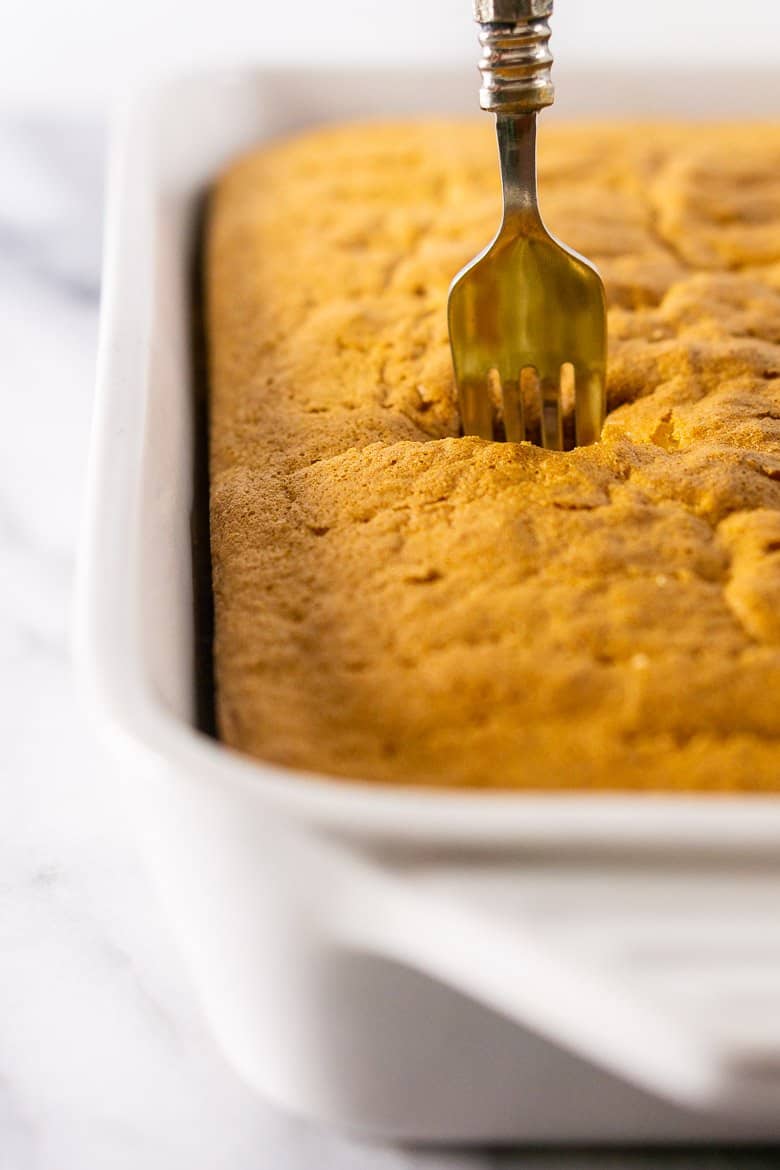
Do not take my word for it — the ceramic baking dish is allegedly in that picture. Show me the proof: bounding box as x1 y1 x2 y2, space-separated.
76 65 780 1143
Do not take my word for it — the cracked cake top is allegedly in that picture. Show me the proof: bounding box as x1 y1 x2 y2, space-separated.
207 121 780 789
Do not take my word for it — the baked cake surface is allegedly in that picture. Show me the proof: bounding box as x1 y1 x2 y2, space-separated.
207 121 780 789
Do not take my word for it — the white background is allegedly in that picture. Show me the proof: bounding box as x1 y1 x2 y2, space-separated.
2 0 779 110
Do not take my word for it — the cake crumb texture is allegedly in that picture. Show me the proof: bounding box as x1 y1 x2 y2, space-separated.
207 121 780 789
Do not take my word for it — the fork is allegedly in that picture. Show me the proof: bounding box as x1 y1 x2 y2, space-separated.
448 0 607 449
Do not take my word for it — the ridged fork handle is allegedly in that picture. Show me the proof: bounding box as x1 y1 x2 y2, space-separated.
474 0 554 115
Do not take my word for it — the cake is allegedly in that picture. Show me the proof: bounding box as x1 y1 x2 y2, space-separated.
206 120 780 790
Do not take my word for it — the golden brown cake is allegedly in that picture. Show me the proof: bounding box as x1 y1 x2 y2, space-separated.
207 120 780 790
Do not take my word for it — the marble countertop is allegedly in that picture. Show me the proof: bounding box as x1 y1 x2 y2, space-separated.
2 113 779 1170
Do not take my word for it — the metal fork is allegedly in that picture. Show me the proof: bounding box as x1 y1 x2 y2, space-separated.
448 0 607 449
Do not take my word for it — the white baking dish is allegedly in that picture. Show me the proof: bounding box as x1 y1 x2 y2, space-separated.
75 64 780 1142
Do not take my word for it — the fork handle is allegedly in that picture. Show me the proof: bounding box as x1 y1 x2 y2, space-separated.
496 112 541 223
474 0 555 114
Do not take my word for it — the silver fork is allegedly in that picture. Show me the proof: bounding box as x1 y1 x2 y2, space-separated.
448 0 607 450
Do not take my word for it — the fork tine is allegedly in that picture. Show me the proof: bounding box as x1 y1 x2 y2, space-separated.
574 366 606 447
540 373 563 451
459 375 494 440
486 368 504 436
560 361 576 451
459 365 603 447
520 366 541 445
501 376 525 443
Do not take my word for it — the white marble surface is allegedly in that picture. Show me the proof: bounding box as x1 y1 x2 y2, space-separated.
2 114 780 1170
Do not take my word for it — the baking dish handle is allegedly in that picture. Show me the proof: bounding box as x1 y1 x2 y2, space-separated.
333 850 780 1117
